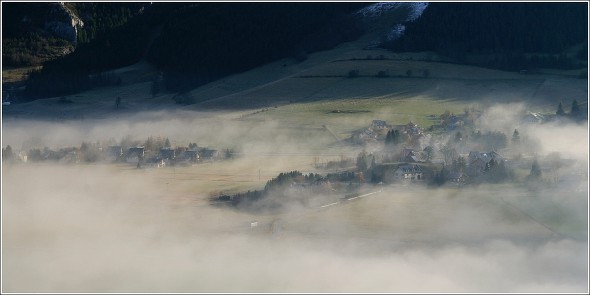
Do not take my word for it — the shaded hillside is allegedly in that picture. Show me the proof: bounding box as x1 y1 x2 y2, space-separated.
64 2 148 44
19 2 369 100
384 2 588 70
2 2 147 67
2 2 76 67
21 3 183 100
147 2 367 92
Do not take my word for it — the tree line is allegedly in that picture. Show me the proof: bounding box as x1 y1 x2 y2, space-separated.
384 2 587 71
556 99 586 121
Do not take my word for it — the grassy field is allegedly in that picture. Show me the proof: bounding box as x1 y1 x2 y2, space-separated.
3 40 586 120
241 96 466 137
2 66 42 84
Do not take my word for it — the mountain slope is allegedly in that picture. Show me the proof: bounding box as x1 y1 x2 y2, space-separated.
3 38 587 122
1 2 147 67
4 2 587 107
15 2 370 101
384 2 588 70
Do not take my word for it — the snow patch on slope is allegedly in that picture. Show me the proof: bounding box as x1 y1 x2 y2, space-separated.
357 2 429 22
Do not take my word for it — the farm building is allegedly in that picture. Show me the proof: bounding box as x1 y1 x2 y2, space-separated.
125 147 145 163
394 164 424 181
372 120 387 129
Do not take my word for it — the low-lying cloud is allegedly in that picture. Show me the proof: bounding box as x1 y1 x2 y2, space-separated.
2 105 588 293
2 163 588 292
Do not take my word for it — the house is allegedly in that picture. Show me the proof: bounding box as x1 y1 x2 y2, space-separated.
106 146 123 162
125 147 145 163
403 121 422 136
61 150 80 164
159 148 176 164
399 148 420 162
394 164 424 181
467 151 503 175
468 158 487 175
372 120 387 129
176 150 199 166
468 151 502 163
199 148 219 161
363 128 377 138
448 172 465 183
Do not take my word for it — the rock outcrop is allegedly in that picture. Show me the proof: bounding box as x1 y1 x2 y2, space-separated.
44 3 84 45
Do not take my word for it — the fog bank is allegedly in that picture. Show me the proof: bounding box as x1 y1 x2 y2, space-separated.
2 164 587 293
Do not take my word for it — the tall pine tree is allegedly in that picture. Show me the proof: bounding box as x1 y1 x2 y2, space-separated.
556 101 565 116
570 99 580 118
529 158 542 180
512 129 520 144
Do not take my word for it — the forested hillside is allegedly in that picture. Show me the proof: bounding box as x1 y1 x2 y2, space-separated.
64 2 147 44
2 2 147 67
147 2 366 92
384 2 588 70
11 2 587 102
21 2 368 99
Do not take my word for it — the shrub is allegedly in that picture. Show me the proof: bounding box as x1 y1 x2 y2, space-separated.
376 70 389 78
347 69 359 78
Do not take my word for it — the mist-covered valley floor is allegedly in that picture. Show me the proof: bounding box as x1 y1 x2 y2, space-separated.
2 29 588 295
2 104 588 293
2 163 587 293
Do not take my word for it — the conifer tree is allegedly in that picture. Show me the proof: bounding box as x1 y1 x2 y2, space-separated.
2 145 14 161
423 146 434 162
356 151 369 172
556 101 565 116
529 158 542 179
512 129 520 144
570 99 580 117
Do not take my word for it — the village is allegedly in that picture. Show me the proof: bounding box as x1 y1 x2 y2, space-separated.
319 106 583 187
2 100 586 212
208 102 586 212
0 135 231 168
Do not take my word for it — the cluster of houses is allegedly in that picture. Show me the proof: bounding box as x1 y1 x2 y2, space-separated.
108 145 220 167
347 108 588 186
373 148 505 185
348 118 511 185
5 143 221 167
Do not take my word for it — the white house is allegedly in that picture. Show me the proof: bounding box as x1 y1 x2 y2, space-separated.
394 164 424 181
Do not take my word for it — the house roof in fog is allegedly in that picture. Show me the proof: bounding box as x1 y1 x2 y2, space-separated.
396 164 423 173
468 151 501 163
